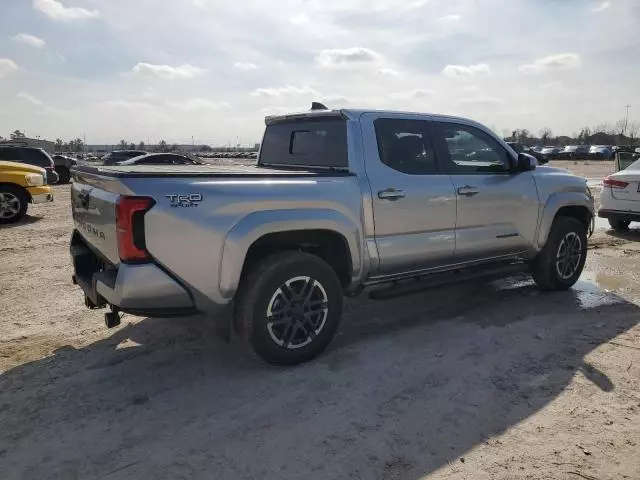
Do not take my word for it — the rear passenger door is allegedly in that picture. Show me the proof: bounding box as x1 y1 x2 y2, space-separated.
431 121 539 262
362 114 457 276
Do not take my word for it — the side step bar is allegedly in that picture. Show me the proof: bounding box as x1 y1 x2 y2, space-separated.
368 262 529 300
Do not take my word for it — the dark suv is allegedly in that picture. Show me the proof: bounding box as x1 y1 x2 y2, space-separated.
101 150 147 166
0 146 59 184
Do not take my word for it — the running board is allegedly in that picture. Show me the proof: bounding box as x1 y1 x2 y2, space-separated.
367 262 530 300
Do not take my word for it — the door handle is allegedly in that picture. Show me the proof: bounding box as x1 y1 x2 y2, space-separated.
378 188 405 201
457 185 479 197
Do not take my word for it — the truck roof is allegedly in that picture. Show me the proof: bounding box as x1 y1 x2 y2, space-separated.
265 107 481 126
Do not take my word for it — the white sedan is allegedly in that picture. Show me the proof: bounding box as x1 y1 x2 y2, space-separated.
598 156 640 231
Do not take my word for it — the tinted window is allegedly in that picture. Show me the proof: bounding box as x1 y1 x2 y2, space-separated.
19 149 54 167
0 148 19 161
434 123 509 174
374 118 437 174
259 118 348 168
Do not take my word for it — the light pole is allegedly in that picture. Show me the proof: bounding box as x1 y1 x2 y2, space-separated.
624 104 630 137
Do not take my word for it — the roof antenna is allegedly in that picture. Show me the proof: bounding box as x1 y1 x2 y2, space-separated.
311 102 328 111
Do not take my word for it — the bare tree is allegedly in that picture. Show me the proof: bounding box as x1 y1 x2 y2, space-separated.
615 118 627 137
539 127 553 145
138 141 145 150
628 121 640 145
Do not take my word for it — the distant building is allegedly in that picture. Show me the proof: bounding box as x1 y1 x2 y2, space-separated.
0 137 55 153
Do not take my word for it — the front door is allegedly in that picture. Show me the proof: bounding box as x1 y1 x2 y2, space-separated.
430 121 540 262
362 114 457 276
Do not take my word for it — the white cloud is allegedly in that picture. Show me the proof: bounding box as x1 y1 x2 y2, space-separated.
457 96 503 105
17 92 44 106
316 47 382 68
591 1 611 12
442 63 491 77
260 106 308 115
439 14 461 22
32 0 99 21
167 98 232 111
0 59 20 77
391 89 435 99
377 68 400 76
12 33 46 49
518 53 581 73
234 62 258 71
250 85 321 97
132 62 206 79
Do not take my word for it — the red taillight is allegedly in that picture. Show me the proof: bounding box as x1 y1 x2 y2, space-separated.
603 177 629 189
116 196 154 262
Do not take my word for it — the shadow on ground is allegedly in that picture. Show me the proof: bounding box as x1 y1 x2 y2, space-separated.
0 276 638 480
605 225 640 242
0 215 43 229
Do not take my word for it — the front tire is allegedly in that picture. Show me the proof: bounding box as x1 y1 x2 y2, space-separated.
532 216 587 291
0 185 28 224
235 252 343 366
608 218 630 232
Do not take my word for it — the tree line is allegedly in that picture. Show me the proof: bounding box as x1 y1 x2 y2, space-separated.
504 118 640 147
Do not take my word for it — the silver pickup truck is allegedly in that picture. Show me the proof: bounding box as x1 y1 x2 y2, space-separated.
70 107 594 365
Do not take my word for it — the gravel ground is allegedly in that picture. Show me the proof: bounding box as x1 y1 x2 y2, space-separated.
1 161 639 480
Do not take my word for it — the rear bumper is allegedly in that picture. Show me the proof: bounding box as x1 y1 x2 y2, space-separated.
70 231 198 317
598 209 640 222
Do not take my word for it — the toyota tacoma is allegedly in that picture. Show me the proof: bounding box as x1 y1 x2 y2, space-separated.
70 106 594 365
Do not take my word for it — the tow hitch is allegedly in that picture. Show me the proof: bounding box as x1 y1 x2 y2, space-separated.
104 307 122 328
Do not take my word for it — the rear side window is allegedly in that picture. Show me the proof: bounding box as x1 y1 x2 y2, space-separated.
0 148 19 161
19 149 54 167
374 118 438 174
259 118 348 168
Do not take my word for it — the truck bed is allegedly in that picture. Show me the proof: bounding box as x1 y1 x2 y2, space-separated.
73 163 352 178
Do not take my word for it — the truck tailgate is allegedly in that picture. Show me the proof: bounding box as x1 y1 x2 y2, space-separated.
71 177 122 266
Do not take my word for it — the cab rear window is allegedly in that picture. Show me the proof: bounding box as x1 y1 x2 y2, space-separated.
259 118 348 168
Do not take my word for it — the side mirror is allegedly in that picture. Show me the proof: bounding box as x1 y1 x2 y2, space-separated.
516 153 537 172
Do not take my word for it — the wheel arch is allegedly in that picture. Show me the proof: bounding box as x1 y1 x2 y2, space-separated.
0 182 31 202
219 209 364 300
536 192 593 249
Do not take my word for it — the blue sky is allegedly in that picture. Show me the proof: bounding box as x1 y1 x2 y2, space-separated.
0 0 638 145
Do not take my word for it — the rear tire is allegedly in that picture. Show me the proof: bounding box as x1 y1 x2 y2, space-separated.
608 218 630 232
55 166 71 184
0 185 28 224
531 216 587 291
235 252 343 366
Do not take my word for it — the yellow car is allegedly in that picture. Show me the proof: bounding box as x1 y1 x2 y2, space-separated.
0 161 53 224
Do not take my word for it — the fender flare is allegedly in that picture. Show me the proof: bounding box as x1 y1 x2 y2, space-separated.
536 192 594 249
219 208 363 299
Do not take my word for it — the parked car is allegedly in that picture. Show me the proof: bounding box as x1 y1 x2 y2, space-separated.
558 145 590 160
540 146 561 161
117 153 204 166
0 161 53 223
0 145 59 185
52 154 77 184
506 142 548 164
598 152 640 231
101 150 148 166
70 106 594 365
588 145 613 160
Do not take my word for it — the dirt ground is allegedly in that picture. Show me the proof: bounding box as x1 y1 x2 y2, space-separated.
1 161 639 480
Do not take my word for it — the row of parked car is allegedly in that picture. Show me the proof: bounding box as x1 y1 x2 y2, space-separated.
530 145 640 161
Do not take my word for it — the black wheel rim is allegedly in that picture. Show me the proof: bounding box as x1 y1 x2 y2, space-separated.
555 232 582 280
0 192 21 219
266 276 329 350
